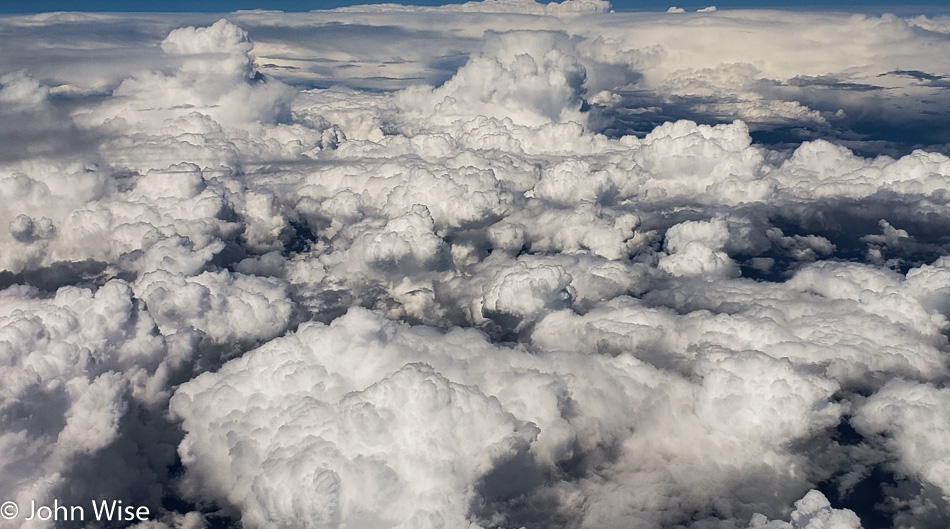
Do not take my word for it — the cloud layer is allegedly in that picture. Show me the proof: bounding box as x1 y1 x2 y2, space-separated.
2 3 950 529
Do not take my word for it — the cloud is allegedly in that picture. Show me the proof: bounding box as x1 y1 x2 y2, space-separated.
2 8 950 529
166 298 865 527
334 0 611 15
0 72 100 162
658 217 739 278
853 380 950 500
0 281 170 529
169 310 541 529
99 19 293 129
748 490 862 529
398 30 590 127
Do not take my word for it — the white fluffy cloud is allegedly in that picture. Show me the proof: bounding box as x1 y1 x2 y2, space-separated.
170 314 542 528
86 19 293 130
854 381 950 499
398 30 590 127
0 281 168 529
748 490 862 529
2 4 950 529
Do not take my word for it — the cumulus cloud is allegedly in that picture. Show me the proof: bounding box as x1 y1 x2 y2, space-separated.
88 19 293 130
853 381 950 498
0 281 168 528
170 318 541 529
2 6 950 529
658 217 739 278
0 72 98 162
748 490 862 529
398 30 590 127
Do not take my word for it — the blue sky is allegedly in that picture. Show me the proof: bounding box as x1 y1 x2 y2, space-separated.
2 0 949 14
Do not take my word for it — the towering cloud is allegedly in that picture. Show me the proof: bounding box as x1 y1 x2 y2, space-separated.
399 30 590 127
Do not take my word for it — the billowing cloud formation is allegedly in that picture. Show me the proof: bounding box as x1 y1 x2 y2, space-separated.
399 30 589 127
2 3 950 529
88 18 293 129
171 311 541 529
168 307 852 528
853 381 950 519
